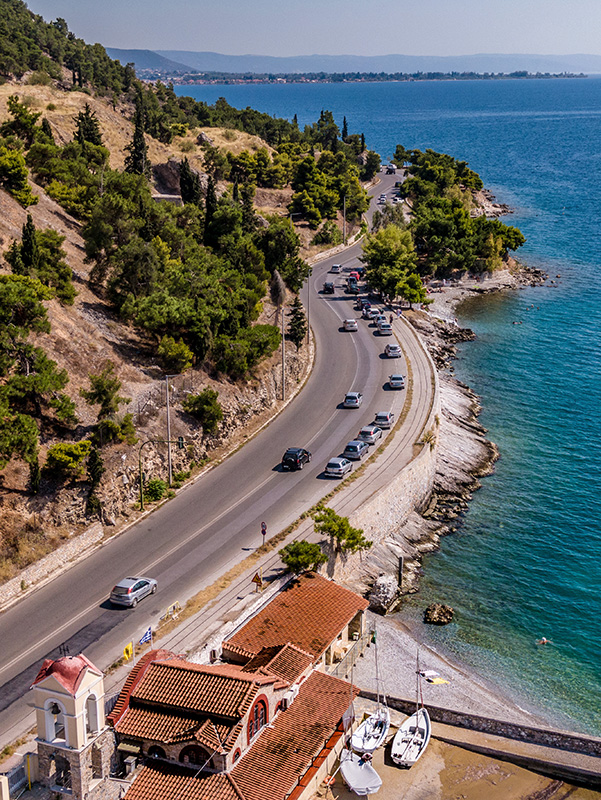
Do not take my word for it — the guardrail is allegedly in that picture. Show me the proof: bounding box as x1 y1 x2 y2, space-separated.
327 627 375 681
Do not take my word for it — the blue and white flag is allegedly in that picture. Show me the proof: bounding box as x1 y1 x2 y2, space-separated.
139 626 152 645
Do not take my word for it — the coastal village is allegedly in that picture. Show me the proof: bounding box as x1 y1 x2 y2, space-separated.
1 3 601 799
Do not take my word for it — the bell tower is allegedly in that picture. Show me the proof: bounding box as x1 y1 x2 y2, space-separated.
31 653 117 800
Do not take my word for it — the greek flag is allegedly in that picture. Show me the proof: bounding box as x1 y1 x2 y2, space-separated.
139 626 152 645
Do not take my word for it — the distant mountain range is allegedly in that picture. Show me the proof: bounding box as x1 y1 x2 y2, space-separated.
105 48 601 76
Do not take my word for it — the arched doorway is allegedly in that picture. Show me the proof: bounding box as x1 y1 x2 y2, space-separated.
147 745 166 760
85 694 99 739
179 745 210 767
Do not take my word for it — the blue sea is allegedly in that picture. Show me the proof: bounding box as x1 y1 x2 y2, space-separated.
175 79 601 734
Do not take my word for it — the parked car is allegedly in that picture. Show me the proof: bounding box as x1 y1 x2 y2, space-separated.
281 447 312 471
385 343 402 357
388 374 406 389
355 266 366 278
374 411 395 429
357 425 383 445
343 319 358 331
349 271 360 281
348 283 360 295
325 457 353 477
377 322 393 335
343 392 363 408
374 313 387 326
343 440 369 461
323 281 335 294
392 196 402 204
362 307 373 319
359 298 371 310
330 264 342 273
110 577 157 608
368 308 381 320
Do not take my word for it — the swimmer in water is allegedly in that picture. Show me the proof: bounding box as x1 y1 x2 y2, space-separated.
536 637 552 645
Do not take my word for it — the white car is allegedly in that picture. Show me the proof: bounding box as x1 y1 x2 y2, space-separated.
388 374 405 389
357 425 383 445
343 318 358 331
374 411 395 429
377 322 393 335
325 457 353 477
385 343 402 357
330 264 342 273
343 392 363 408
392 197 402 204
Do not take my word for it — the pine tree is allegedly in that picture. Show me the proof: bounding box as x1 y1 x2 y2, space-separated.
124 106 150 178
179 157 203 206
74 103 103 146
21 214 39 273
40 117 54 144
241 182 257 232
342 116 348 141
287 295 307 350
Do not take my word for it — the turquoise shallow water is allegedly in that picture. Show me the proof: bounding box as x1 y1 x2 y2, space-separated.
175 79 601 733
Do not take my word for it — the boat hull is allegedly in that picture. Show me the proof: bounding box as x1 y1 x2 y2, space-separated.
391 708 431 767
350 707 390 754
339 749 382 795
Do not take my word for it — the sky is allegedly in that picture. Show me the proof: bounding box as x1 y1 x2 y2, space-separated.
23 0 601 56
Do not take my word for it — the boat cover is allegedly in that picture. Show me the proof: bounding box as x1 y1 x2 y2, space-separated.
339 749 382 795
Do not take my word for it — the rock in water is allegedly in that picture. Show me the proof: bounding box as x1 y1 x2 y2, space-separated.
424 602 454 625
369 574 399 614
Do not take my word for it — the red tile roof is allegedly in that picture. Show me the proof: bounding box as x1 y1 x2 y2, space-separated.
31 654 102 695
223 573 368 661
231 671 358 800
242 644 312 685
124 761 245 800
130 660 275 720
108 649 177 727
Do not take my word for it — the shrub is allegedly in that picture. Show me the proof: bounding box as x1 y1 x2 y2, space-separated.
223 129 237 142
158 335 193 373
183 388 223 434
145 478 167 502
46 103 56 111
311 220 342 246
213 325 280 379
179 140 195 153
27 71 51 86
279 541 327 574
45 440 92 478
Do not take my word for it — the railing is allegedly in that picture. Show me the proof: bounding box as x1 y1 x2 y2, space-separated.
327 627 375 680
2 761 27 796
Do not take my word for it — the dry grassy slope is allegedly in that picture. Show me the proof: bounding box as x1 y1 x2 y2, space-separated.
0 80 313 564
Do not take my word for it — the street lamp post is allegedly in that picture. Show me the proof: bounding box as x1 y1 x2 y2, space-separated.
164 374 179 486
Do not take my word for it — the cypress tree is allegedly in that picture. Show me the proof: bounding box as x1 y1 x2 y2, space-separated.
361 132 366 152
342 116 348 141
124 106 150 178
203 176 217 246
179 157 203 206
21 214 39 272
41 117 54 144
287 295 307 350
74 103 103 146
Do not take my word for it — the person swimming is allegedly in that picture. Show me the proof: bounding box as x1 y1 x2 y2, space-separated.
536 637 552 645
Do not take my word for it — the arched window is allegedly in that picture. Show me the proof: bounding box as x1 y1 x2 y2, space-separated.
248 699 267 741
44 700 66 744
179 745 210 767
85 694 99 739
147 746 166 760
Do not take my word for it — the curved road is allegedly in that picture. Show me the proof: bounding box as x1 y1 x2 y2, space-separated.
0 172 433 742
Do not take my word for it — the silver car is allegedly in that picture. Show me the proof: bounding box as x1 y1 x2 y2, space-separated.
388 374 405 389
374 411 395 429
325 457 353 477
357 425 383 445
110 576 157 607
343 440 369 460
343 392 363 408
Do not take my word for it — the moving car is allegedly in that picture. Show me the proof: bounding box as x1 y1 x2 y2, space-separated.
110 577 157 608
373 313 387 326
325 457 353 477
281 447 312 470
388 374 406 389
357 425 383 445
330 264 342 273
377 322 393 335
368 308 381 320
374 411 395 429
347 283 360 295
323 281 335 294
385 343 402 357
343 318 358 331
343 392 363 408
343 440 369 460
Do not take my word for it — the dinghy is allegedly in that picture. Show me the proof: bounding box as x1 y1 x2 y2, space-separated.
339 748 382 795
350 705 390 754
390 706 431 767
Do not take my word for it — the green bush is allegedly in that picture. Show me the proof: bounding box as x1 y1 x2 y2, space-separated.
145 478 167 502
45 440 91 478
213 325 280 378
158 335 193 373
279 541 327 574
183 388 223 434
311 220 342 246
27 71 51 86
179 140 195 153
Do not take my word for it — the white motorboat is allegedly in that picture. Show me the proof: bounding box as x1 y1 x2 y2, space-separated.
339 748 382 795
390 706 431 767
350 705 390 754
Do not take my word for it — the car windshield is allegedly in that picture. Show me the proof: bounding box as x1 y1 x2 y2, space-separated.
327 461 339 469
112 586 130 594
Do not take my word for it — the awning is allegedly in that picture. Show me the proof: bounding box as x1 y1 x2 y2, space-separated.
117 742 141 754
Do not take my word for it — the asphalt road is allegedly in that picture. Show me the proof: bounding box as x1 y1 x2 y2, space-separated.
0 172 415 736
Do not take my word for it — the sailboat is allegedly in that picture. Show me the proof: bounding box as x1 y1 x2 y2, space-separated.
350 627 390 754
391 648 431 767
338 749 382 796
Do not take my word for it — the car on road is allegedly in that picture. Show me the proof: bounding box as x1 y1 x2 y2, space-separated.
343 440 369 460
343 318 358 331
357 425 383 445
343 391 363 408
374 411 395 429
377 195 387 204
349 271 360 281
392 197 402 204
367 308 381 320
388 374 406 389
362 307 373 319
330 264 342 273
377 322 393 336
281 447 312 470
110 576 157 608
373 313 386 326
325 457 353 477
385 343 402 357
347 283 360 295
323 281 335 294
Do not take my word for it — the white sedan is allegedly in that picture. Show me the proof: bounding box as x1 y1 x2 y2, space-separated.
385 343 402 357
388 374 406 389
343 319 358 332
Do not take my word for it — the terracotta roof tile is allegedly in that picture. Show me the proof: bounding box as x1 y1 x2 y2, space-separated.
131 660 274 719
108 649 176 727
224 574 368 661
242 644 313 684
31 654 102 695
115 707 198 742
231 671 358 800
124 761 246 800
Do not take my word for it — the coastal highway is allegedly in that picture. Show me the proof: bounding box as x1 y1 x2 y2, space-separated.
0 172 427 740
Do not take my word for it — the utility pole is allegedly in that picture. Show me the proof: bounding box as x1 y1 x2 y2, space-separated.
165 375 178 486
306 274 310 346
281 305 286 401
343 194 347 244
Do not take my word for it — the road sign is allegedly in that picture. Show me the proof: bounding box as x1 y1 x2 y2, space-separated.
261 521 267 533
